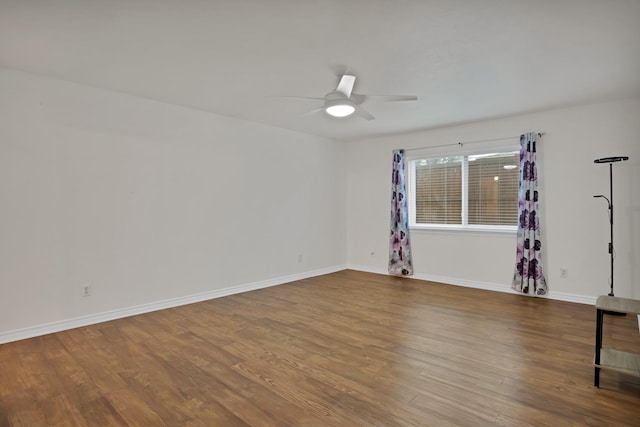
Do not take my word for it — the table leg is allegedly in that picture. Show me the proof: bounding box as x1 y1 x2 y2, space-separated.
594 308 604 387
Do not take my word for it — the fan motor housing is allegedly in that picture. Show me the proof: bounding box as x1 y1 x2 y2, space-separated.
325 91 351 102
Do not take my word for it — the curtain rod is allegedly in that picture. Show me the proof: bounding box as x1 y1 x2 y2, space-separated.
402 132 545 152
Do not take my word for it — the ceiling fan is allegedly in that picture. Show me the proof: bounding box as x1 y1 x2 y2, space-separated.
288 74 417 120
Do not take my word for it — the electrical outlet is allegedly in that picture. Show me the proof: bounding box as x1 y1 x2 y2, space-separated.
81 285 92 297
297 254 303 263
560 268 568 279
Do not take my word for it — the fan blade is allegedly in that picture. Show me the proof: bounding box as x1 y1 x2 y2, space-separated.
336 75 356 98
275 96 325 101
352 93 417 102
302 106 327 116
355 106 375 120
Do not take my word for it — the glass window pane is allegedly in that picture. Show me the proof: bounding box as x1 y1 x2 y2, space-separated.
467 152 519 226
414 156 462 224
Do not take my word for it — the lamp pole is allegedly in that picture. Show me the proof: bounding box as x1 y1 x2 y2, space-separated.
593 156 628 299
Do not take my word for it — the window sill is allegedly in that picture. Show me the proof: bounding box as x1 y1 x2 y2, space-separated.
409 224 517 237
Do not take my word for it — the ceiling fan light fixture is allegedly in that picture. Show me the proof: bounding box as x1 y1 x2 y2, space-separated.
325 99 355 117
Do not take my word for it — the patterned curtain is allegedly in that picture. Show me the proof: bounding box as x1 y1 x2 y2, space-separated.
512 132 547 295
389 149 413 276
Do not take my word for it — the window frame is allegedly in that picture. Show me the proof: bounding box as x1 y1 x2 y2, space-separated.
407 144 520 235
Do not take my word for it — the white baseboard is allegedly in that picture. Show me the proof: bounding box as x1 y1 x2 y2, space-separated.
0 264 347 344
346 264 596 305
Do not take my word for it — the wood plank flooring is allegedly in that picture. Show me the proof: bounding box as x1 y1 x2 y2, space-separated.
1 270 639 426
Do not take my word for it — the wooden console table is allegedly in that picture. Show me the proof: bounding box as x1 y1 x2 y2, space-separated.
594 295 640 387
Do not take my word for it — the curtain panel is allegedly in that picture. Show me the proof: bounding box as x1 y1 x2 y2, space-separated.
512 132 547 295
389 149 413 276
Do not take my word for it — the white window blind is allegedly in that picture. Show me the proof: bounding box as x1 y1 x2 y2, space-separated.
414 157 462 224
467 152 520 226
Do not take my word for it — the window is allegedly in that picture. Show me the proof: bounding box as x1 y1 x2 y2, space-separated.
408 150 520 230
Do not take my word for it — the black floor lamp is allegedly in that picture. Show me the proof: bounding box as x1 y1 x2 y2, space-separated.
593 156 629 299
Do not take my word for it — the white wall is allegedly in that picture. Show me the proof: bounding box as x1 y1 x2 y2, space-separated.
347 98 640 302
0 68 347 338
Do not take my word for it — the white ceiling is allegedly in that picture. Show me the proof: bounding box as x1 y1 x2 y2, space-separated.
1 0 639 141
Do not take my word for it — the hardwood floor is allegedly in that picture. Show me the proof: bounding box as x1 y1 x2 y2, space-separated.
1 270 639 426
